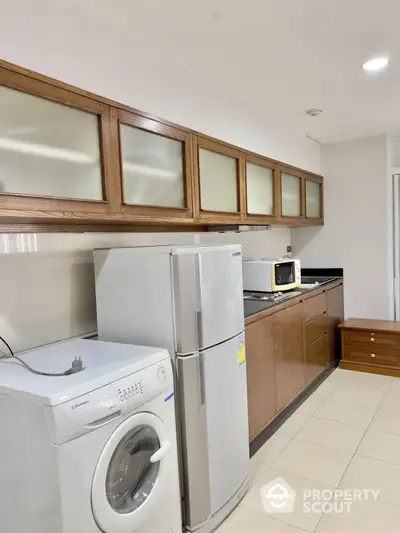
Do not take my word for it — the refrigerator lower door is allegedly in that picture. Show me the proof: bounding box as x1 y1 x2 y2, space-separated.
173 245 244 355
178 332 249 532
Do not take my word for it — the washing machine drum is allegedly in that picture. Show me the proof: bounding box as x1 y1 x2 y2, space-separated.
92 412 172 533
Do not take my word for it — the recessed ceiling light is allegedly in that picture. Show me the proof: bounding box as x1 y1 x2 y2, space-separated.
362 57 388 71
306 108 322 117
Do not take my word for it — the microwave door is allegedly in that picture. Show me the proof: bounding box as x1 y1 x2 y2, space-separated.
274 261 295 287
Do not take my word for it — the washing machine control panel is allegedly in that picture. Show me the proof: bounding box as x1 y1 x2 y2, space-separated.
52 358 173 440
116 380 144 403
112 360 173 414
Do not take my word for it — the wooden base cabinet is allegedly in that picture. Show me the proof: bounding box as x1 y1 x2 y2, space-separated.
245 281 344 443
327 284 345 364
245 318 276 441
305 334 328 386
274 303 305 412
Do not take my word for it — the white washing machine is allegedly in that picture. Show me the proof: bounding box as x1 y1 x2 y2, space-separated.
0 338 182 533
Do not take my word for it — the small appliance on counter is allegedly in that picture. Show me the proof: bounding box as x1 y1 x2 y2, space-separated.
242 258 301 292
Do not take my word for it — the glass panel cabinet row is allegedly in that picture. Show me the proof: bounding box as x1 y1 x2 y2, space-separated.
0 68 323 224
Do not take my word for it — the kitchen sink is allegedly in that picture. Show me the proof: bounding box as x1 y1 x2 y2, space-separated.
301 276 338 285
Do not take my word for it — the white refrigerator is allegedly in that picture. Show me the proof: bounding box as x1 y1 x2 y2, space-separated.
94 244 249 533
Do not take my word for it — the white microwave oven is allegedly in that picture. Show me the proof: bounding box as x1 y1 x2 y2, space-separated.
242 258 301 292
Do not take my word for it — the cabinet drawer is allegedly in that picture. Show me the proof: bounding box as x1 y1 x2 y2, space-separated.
305 315 327 347
305 334 328 385
304 293 327 323
343 346 400 367
344 330 399 347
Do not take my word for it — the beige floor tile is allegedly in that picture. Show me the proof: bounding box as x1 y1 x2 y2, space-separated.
326 369 394 390
370 407 400 435
316 499 400 533
272 439 353 486
327 385 386 407
275 411 312 438
314 397 377 427
380 380 400 412
295 417 366 453
250 434 291 484
216 503 309 533
339 455 400 507
296 388 335 415
249 466 333 532
312 379 338 396
356 429 400 466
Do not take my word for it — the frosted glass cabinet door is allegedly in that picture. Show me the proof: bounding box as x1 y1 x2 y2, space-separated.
246 162 274 215
120 123 185 208
306 180 322 218
199 149 238 212
281 173 302 217
0 86 103 200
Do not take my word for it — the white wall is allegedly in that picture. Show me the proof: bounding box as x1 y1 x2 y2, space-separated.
292 135 391 320
0 0 321 174
0 228 290 355
0 1 319 355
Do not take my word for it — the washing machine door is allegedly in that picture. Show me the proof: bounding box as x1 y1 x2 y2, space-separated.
91 412 172 533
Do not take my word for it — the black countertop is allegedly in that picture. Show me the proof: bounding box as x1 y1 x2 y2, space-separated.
244 277 343 319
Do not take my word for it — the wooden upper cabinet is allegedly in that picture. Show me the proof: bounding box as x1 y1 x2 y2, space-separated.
0 60 324 229
115 109 193 220
305 174 323 221
0 67 118 217
278 167 324 225
279 167 304 220
244 155 277 223
193 137 243 221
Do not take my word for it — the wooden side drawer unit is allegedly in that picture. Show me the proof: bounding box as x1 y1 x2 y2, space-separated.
339 319 400 377
343 346 400 368
304 293 327 323
344 330 399 348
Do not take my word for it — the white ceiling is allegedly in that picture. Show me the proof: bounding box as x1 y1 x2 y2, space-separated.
76 0 400 144
3 0 400 145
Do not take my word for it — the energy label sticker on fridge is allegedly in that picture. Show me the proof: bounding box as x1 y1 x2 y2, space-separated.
237 342 246 366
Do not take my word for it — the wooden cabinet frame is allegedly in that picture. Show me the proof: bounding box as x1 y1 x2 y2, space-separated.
304 173 324 225
192 136 245 223
278 166 305 224
113 109 194 222
0 59 324 230
0 66 120 220
243 153 278 224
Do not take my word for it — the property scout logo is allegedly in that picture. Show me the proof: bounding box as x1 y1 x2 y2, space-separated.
260 477 379 515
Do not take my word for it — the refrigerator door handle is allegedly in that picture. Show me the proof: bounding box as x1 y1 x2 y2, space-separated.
194 253 204 350
199 352 206 406
196 309 203 350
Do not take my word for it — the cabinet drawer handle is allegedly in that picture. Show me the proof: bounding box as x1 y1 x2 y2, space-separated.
371 353 376 358
370 337 375 342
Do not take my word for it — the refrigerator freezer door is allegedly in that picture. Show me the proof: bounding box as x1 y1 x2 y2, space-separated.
178 332 249 530
173 245 245 354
